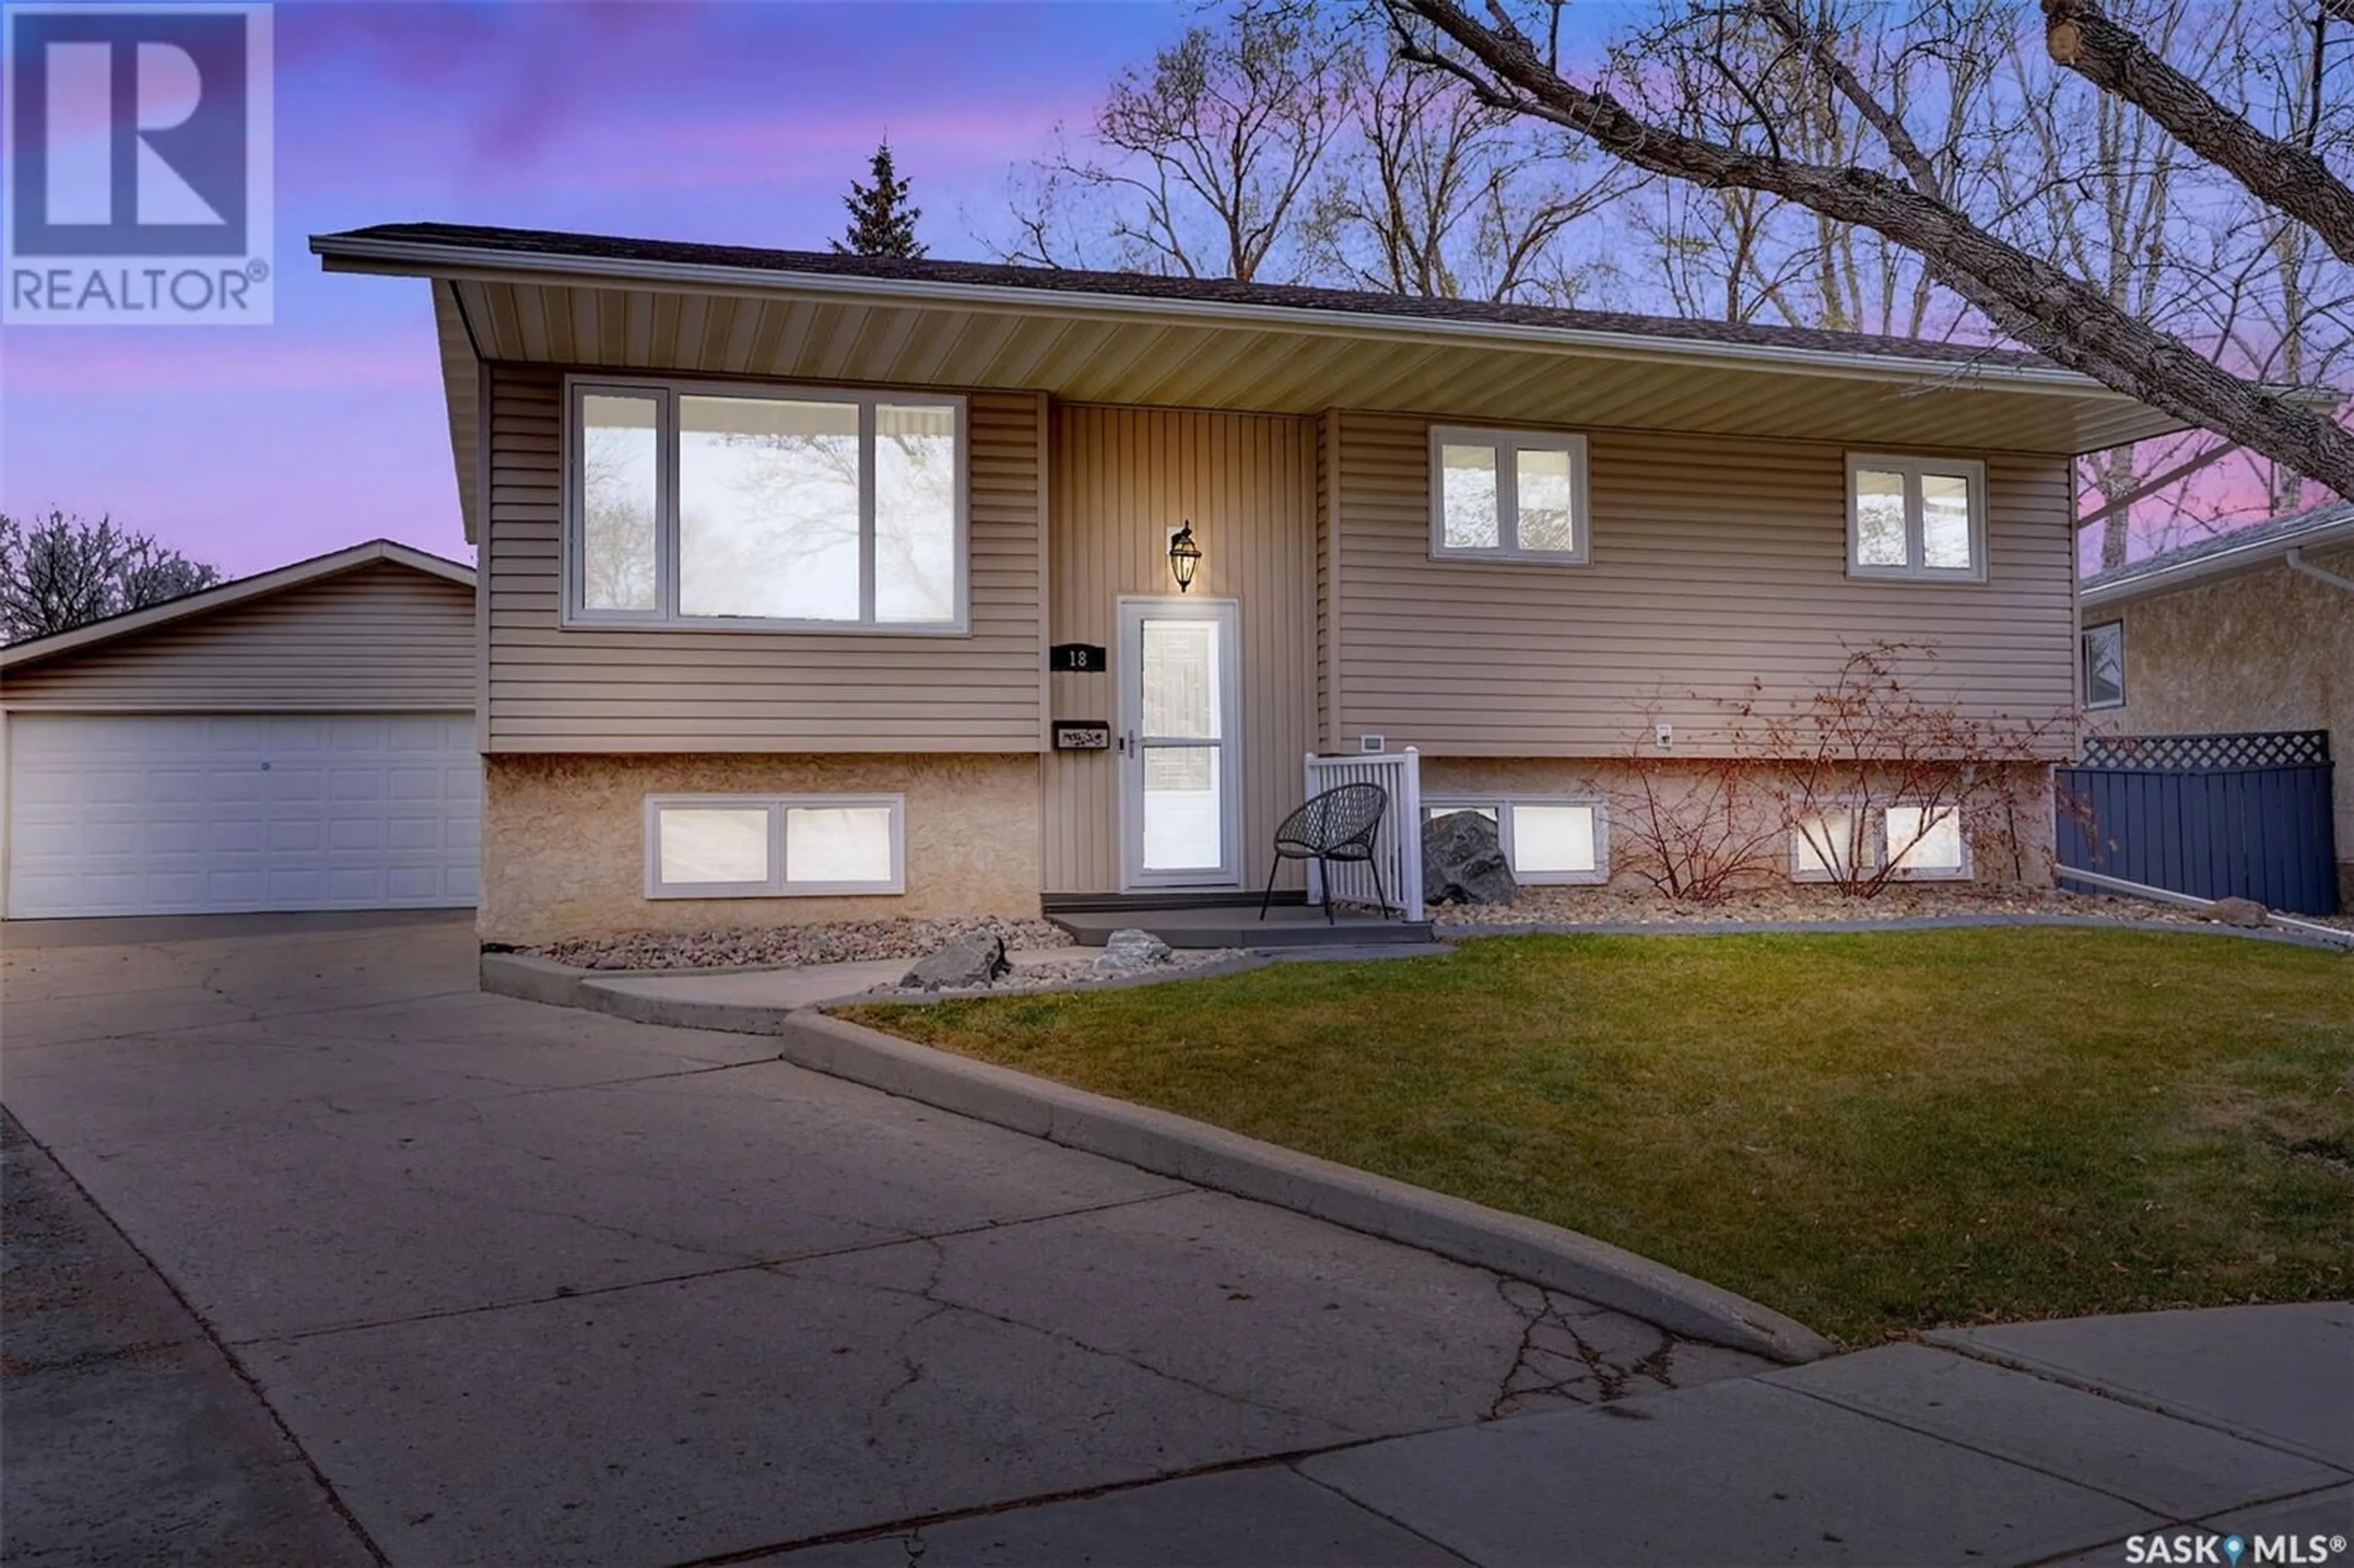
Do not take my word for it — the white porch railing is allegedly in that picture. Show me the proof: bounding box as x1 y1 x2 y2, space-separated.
1301 748 1423 921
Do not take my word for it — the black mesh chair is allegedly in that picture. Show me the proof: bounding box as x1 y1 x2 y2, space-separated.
1260 782 1391 923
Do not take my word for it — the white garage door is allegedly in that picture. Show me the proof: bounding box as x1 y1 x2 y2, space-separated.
6 713 479 918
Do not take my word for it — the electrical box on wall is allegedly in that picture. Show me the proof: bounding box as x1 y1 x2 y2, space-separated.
1359 734 1386 754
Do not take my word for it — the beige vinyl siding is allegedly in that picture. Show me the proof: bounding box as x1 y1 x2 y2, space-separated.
1333 413 2077 756
1042 405 1319 894
0 563 475 711
481 365 1045 753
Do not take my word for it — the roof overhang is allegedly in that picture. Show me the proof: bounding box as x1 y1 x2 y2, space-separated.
1 539 475 672
315 229 2215 546
2082 514 2354 609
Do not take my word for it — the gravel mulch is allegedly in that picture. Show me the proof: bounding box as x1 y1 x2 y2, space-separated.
855 946 1248 1000
533 915 1068 972
1430 884 2225 929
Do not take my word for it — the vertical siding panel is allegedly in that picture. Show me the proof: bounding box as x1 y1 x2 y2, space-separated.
1043 404 1316 894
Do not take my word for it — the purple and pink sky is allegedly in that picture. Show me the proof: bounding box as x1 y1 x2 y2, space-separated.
2 2 2323 579
1 1 1186 576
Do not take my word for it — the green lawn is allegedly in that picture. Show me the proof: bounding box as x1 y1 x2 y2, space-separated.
840 928 2354 1344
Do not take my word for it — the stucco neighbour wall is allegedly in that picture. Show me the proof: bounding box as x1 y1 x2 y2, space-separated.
1420 756 2058 889
481 753 1041 945
2092 544 2354 900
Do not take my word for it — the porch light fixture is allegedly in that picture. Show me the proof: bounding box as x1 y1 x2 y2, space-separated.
1168 521 1202 593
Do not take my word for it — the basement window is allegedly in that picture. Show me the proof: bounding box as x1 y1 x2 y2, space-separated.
569 379 966 632
1430 427 1590 563
644 794 904 898
1424 797 1609 884
1790 804 1968 881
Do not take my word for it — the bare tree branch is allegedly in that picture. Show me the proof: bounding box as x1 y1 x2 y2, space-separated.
2043 0 2354 263
1387 0 2354 497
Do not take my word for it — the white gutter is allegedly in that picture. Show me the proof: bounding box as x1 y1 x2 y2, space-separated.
2081 516 2354 607
310 232 2163 400
2285 546 2354 596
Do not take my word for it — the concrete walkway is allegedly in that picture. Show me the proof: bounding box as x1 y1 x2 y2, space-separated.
767 1306 2353 1567
6 915 2347 1567
1 915 1758 1567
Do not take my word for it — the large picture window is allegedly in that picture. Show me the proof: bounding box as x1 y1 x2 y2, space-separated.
569 380 965 631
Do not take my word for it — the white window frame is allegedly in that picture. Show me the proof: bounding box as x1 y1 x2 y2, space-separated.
1844 453 1987 582
1788 801 1971 883
565 375 969 634
643 793 906 899
1423 796 1610 885
1428 425 1592 565
2081 620 2125 710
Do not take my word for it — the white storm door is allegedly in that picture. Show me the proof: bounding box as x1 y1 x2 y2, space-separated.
1118 597 1241 890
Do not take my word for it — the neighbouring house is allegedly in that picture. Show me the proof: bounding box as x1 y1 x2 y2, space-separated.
312 223 2190 946
2079 500 2354 906
0 540 480 919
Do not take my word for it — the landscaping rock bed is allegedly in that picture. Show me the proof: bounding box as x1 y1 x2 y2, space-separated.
1431 884 2220 929
534 916 1067 972
857 943 1246 1000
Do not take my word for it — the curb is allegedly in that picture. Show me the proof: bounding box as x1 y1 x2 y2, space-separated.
770 1010 1834 1365
479 949 1833 1363
1436 912 2351 951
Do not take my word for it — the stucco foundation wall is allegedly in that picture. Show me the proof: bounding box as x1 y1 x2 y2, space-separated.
2093 546 2353 904
1420 757 2057 890
481 753 1042 946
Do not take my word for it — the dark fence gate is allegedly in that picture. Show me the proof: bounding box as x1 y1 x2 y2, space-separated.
2055 731 2339 915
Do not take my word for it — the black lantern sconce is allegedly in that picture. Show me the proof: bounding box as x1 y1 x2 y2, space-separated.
1168 520 1202 593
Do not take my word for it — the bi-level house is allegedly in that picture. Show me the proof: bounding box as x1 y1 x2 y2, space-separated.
313 224 2182 946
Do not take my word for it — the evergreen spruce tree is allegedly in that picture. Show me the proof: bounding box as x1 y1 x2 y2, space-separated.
832 140 925 259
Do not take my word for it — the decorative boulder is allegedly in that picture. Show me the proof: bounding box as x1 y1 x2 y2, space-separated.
1423 810 1518 905
2203 896 2269 929
1092 927 1173 976
901 931 1008 989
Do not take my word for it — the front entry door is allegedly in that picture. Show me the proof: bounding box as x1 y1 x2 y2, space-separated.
1118 597 1241 889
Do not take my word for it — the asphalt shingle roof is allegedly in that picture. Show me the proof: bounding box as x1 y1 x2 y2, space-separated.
326 221 2061 373
2083 498 2354 595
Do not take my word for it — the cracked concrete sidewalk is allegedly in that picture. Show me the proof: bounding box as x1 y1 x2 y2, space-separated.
1 914 1766 1567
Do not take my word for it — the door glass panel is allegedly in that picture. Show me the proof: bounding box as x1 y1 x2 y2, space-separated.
1141 620 1220 739
1142 745 1222 872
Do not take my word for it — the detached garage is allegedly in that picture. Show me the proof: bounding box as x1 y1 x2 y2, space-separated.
1 541 478 919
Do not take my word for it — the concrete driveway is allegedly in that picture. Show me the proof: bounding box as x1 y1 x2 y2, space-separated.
0 915 1746 1567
